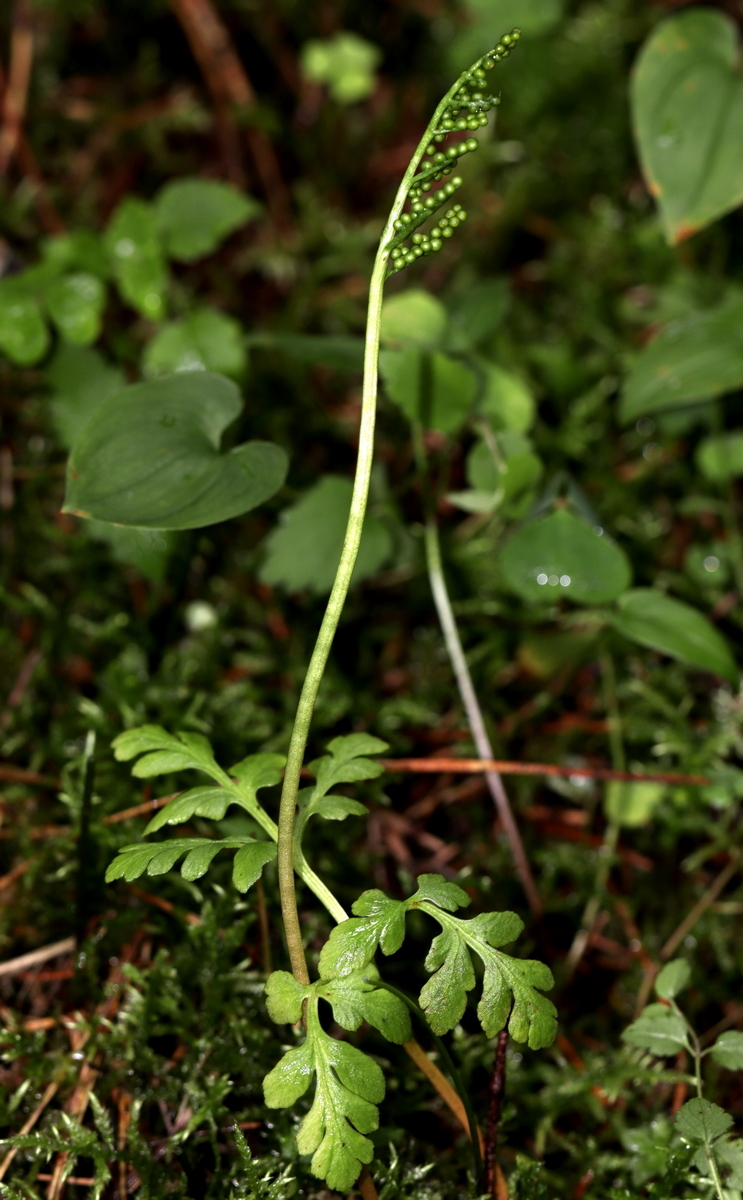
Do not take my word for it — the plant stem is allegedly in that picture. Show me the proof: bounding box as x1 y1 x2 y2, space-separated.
679 1004 726 1200
275 74 483 984
417 484 541 915
484 1029 508 1197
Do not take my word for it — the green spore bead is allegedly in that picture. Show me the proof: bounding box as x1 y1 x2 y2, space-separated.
449 216 460 228
434 152 447 165
495 43 505 54
465 138 478 151
467 117 479 130
479 113 488 126
424 196 437 209
456 118 468 131
446 145 460 159
484 58 495 69
442 119 454 131
413 246 423 258
459 211 468 221
451 175 463 187
430 238 442 251
441 226 454 238
411 202 424 214
404 250 416 263
421 182 431 192
411 233 424 245
391 246 403 258
426 142 436 154
434 172 443 181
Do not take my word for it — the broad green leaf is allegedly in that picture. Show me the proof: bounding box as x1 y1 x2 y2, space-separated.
317 970 412 1044
500 509 632 605
697 432 743 483
143 309 246 379
380 290 448 349
154 178 260 261
46 345 125 449
631 10 743 244
264 998 383 1191
380 347 478 433
654 959 691 1001
247 332 364 370
104 197 168 320
86 521 175 584
232 841 277 891
619 299 743 422
0 286 49 365
675 1098 733 1144
610 589 738 682
64 372 288 529
710 1031 743 1071
319 891 408 978
265 970 308 1025
301 32 381 104
622 1003 689 1056
479 363 535 433
259 475 393 593
105 835 270 884
45 272 105 345
604 781 665 828
715 1139 743 1187
448 279 509 351
144 787 239 834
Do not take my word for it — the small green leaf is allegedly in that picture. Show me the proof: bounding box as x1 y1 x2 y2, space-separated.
113 725 186 761
259 475 393 593
610 589 738 682
0 286 49 365
604 781 666 828
448 279 510 351
307 733 387 799
675 1098 733 1144
301 32 381 104
319 891 407 978
715 1139 743 1187
420 924 475 1033
265 970 309 1025
144 787 236 833
479 362 535 433
104 197 169 320
620 299 743 422
154 178 260 261
317 970 412 1044
380 289 448 349
64 372 288 530
262 1038 315 1107
143 309 247 380
411 873 470 913
46 345 125 449
631 10 743 244
45 272 106 345
711 1031 743 1071
622 1003 689 1056
500 509 632 605
380 347 478 434
232 841 276 891
655 959 691 1001
697 432 743 483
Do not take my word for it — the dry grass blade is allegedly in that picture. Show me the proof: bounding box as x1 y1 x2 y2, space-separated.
0 0 34 176
0 1081 59 1181
0 936 75 980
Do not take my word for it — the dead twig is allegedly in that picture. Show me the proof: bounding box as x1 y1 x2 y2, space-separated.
0 936 75 979
660 851 742 961
0 0 34 177
380 758 710 786
484 1030 509 1198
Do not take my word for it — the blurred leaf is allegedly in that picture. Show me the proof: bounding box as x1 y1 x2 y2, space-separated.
380 289 448 348
604 781 665 828
631 10 743 244
64 372 288 529
620 298 743 422
259 475 393 593
479 362 535 433
0 284 49 365
104 197 168 320
450 0 563 70
711 1031 743 1071
696 432 743 483
448 278 510 350
143 309 246 379
500 509 631 604
45 272 106 345
675 1098 733 1143
248 332 364 370
301 32 381 104
380 347 477 433
42 230 110 279
47 345 125 449
622 1003 689 1056
716 1140 743 1188
87 522 175 584
654 959 691 1000
610 589 737 682
154 178 260 261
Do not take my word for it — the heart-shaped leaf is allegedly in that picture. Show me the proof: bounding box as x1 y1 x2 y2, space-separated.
64 372 288 530
380 347 477 433
610 589 737 682
631 10 743 243
143 309 247 379
154 178 260 261
619 298 743 422
499 509 631 605
380 290 448 349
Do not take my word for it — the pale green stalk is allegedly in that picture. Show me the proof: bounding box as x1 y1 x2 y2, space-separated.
676 1003 726 1200
276 75 484 984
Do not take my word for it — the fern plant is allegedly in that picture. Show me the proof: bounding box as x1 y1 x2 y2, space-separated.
84 26 560 1193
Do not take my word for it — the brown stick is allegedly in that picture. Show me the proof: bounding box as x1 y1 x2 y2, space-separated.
380 759 710 786
0 936 75 979
0 1081 59 1181
0 764 58 786
660 852 741 961
102 793 177 825
357 1166 379 1200
402 1038 485 1153
0 0 34 176
484 1031 508 1197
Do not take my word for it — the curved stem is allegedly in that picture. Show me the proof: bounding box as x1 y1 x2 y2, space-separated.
276 72 482 984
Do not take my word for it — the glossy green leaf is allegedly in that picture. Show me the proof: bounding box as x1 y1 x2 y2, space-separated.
105 835 274 888
675 1098 733 1144
620 299 743 422
380 289 448 348
232 841 277 892
317 970 412 1044
380 347 478 433
301 33 381 104
654 959 691 1001
143 309 246 379
154 178 260 261
500 509 631 605
479 363 535 433
697 432 743 483
45 272 106 345
0 286 49 365
104 197 168 320
622 1003 689 1056
711 1031 743 1071
259 475 393 593
611 589 737 682
631 10 743 244
46 345 125 449
604 781 665 828
143 787 239 834
64 372 288 529
265 970 308 1025
318 891 408 979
